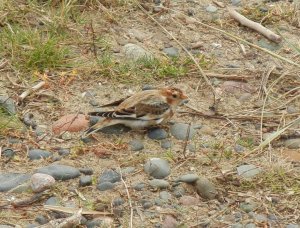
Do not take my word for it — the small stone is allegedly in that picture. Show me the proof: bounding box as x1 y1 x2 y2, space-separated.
25 224 38 228
153 6 163 13
144 158 170 179
231 0 241 6
187 8 195 16
159 191 172 201
188 144 196 152
162 215 178 228
234 144 245 153
237 164 262 178
251 213 267 222
284 138 300 149
30 173 55 193
89 99 99 107
36 164 80 181
245 223 256 228
79 176 92 187
123 43 153 61
176 174 199 183
163 47 179 57
100 124 131 135
28 149 52 160
133 182 146 191
231 224 243 228
35 215 48 225
195 177 217 199
97 182 115 191
259 7 268 13
98 169 121 184
257 39 281 52
121 167 135 175
89 116 100 126
142 85 156 90
206 4 218 13
170 123 197 140
148 128 168 140
173 186 185 198
58 148 70 156
86 218 104 228
23 113 37 129
142 201 153 209
129 139 144 151
161 139 173 149
0 95 17 114
0 173 31 192
149 179 169 189
154 198 164 206
35 126 46 136
268 214 278 221
113 198 125 206
179 196 199 206
286 225 299 228
45 197 59 206
79 168 93 175
287 106 298 114
2 148 15 158
240 202 256 213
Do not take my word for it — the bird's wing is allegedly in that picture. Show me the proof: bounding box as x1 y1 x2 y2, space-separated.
99 96 130 108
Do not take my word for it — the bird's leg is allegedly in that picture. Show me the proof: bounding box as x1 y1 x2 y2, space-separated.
81 118 116 139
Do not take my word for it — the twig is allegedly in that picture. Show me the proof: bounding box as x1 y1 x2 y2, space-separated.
43 205 113 215
18 81 46 102
119 167 133 228
90 19 97 58
227 7 282 43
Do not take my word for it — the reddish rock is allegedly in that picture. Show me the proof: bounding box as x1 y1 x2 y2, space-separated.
162 215 178 228
52 114 89 134
31 173 55 192
179 195 200 206
221 81 255 94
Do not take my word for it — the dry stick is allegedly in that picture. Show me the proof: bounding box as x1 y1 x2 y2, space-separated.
227 7 282 43
18 81 46 102
137 3 217 103
119 167 133 228
162 6 300 68
90 19 97 58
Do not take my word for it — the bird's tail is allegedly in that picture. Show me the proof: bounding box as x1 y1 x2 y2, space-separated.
81 118 117 139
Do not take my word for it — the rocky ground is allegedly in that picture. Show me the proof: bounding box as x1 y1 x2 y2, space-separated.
0 0 300 227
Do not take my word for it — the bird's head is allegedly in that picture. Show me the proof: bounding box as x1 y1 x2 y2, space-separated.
161 87 189 106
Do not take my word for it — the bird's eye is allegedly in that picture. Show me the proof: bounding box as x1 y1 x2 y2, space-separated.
172 94 178 98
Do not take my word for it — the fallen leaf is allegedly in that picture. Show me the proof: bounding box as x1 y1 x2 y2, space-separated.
52 114 89 134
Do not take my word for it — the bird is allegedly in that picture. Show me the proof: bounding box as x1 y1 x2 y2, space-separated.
81 86 188 139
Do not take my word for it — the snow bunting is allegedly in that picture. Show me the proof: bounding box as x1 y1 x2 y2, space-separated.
81 87 188 138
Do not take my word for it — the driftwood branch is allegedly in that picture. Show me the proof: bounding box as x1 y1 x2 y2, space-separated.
227 7 281 43
19 81 46 101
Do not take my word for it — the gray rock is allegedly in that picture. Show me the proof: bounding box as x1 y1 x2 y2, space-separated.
86 218 104 228
176 174 199 183
58 148 70 156
2 148 15 158
257 39 281 52
121 167 135 175
173 186 185 198
0 173 31 192
97 182 115 191
287 106 298 114
284 138 300 149
195 177 217 199
148 128 168 140
206 4 218 13
35 215 48 225
113 198 124 206
23 113 37 129
0 225 15 228
142 200 153 209
8 182 31 193
129 139 144 151
30 173 55 192
231 224 243 228
36 164 80 181
142 85 156 91
245 223 256 228
133 182 146 191
250 213 267 222
188 144 196 152
100 124 131 135
28 149 52 160
79 168 93 175
286 225 299 228
240 202 256 213
231 0 241 6
234 144 245 153
98 169 121 184
79 176 92 187
170 123 197 140
268 214 277 221
123 43 153 61
237 164 262 178
154 198 164 206
25 224 38 228
163 47 179 57
144 158 170 179
159 191 172 201
149 179 169 189
0 95 16 114
45 197 60 206
161 139 173 149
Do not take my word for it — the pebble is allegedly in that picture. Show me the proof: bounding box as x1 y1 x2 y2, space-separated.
231 0 241 6
237 164 262 178
98 169 121 184
232 224 243 228
240 202 256 213
245 223 256 228
129 139 144 151
159 191 172 201
162 215 178 228
142 201 153 209
286 225 300 228
113 198 125 206
187 8 195 16
142 85 156 90
45 197 60 206
57 148 70 156
89 99 99 107
163 47 179 57
176 174 199 183
173 186 185 198
284 138 300 149
86 218 104 228
179 196 199 206
123 43 153 61
268 214 278 221
79 176 92 187
170 123 197 140
23 113 37 129
0 173 31 192
133 182 146 191
147 128 168 140
35 215 48 225
97 182 115 191
161 139 173 149
121 167 135 175
234 144 245 153
257 39 281 52
195 177 217 199
30 173 55 192
287 106 298 114
188 144 196 152
79 168 94 175
144 158 170 179
250 213 268 222
100 124 131 135
128 28 148 42
206 4 218 13
25 224 38 228
36 164 80 180
149 179 169 189
154 198 164 206
2 148 15 158
35 126 46 136
28 149 52 160
0 95 17 114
